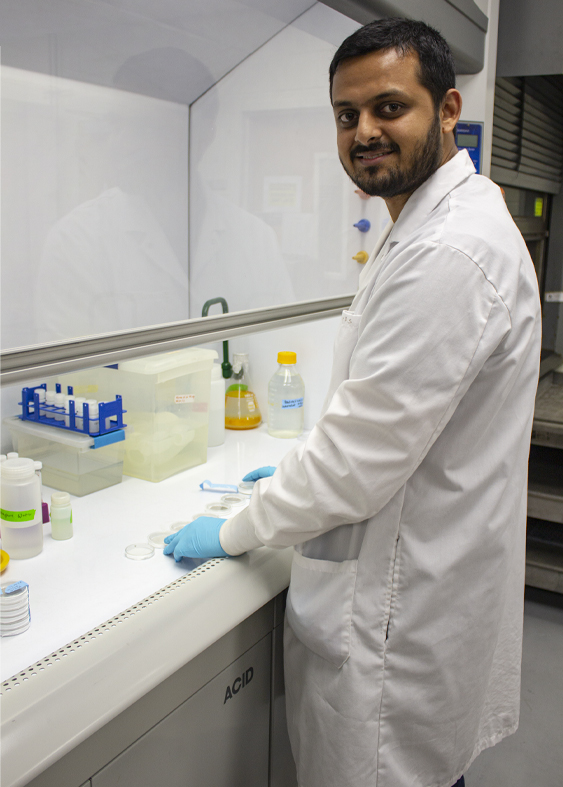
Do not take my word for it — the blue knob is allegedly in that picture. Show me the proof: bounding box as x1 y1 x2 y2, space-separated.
353 219 371 232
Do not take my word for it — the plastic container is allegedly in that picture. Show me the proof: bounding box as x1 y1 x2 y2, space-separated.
147 531 169 549
268 352 305 438
86 400 99 434
0 458 43 559
5 417 123 497
74 398 86 430
50 491 73 540
35 460 50 524
0 580 31 637
221 493 246 507
205 501 232 515
45 391 56 419
97 348 216 482
225 353 262 430
124 543 154 560
208 363 226 447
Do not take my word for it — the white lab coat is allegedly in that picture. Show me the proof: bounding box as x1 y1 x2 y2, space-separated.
221 151 541 787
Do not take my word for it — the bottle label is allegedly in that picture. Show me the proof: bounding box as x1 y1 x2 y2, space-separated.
1 508 36 523
282 398 304 409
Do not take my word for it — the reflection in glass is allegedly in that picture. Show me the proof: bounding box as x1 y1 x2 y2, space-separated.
189 4 390 317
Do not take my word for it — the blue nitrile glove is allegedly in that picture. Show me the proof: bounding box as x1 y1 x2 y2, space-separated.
242 466 276 482
163 517 228 562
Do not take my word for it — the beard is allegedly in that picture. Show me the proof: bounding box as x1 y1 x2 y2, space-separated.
341 113 442 199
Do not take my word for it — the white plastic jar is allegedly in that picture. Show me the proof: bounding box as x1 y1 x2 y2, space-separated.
208 363 226 447
50 491 73 540
0 458 43 559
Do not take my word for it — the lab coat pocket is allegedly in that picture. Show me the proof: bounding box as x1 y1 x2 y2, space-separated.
286 550 358 668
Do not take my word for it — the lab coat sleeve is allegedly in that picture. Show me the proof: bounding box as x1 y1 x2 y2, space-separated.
220 240 512 553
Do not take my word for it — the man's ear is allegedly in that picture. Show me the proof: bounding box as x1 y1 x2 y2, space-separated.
441 89 462 134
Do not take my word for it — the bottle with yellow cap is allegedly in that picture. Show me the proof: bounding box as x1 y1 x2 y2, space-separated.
268 352 305 438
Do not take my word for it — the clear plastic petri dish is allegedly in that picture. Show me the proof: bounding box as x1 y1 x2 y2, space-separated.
0 580 29 599
220 493 246 507
1 605 29 619
189 512 219 522
168 521 188 533
0 595 28 611
124 543 155 560
0 618 31 637
1 612 30 627
147 532 171 549
237 480 255 495
204 502 232 515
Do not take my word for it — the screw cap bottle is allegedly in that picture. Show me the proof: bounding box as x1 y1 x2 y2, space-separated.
268 352 305 438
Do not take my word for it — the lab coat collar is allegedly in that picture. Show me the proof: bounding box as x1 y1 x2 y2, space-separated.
388 149 476 244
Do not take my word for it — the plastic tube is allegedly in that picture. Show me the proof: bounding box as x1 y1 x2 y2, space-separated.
50 492 73 540
45 390 56 418
74 398 86 430
86 400 99 434
54 392 65 422
65 396 75 428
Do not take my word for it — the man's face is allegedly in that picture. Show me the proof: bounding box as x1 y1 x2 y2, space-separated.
332 48 443 200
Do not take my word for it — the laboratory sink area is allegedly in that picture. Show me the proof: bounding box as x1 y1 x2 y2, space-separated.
0 425 300 787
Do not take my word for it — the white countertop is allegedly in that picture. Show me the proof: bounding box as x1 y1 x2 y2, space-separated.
0 425 299 787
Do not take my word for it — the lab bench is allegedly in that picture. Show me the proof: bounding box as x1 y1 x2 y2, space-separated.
0 427 299 787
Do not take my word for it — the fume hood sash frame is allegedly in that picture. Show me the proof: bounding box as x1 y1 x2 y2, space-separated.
0 296 354 386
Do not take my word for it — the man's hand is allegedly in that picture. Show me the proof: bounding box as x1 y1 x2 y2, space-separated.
242 466 276 482
163 517 228 561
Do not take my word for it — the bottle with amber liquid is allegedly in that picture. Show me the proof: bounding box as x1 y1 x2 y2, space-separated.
225 353 262 430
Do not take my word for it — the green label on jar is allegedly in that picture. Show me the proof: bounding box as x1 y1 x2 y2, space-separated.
1 508 36 523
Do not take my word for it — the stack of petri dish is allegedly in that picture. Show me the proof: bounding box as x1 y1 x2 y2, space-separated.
0 580 31 637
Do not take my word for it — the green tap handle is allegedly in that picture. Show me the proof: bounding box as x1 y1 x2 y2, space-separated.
202 298 232 378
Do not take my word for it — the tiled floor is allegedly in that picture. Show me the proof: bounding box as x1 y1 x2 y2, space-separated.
466 589 563 787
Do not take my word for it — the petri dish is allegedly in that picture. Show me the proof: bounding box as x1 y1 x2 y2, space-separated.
189 512 219 522
205 502 232 515
125 543 155 560
169 521 188 533
0 618 31 637
237 481 255 495
220 493 246 507
0 580 29 598
148 532 170 549
1 604 29 618
1 611 30 626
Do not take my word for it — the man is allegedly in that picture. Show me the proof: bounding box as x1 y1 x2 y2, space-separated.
164 19 541 787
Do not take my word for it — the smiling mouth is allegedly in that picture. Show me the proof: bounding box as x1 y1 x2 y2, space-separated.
354 149 395 164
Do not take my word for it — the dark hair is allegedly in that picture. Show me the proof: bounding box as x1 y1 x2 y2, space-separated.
329 18 456 110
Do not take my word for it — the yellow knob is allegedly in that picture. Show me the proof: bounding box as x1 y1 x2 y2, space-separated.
353 251 369 265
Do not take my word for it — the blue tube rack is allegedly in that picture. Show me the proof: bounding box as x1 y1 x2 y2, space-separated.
18 384 127 449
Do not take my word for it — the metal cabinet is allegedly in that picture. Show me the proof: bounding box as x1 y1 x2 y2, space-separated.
92 634 271 787
24 596 296 787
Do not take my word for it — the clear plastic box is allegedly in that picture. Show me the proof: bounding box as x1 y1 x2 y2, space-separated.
108 349 216 481
55 349 216 483
5 418 123 497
